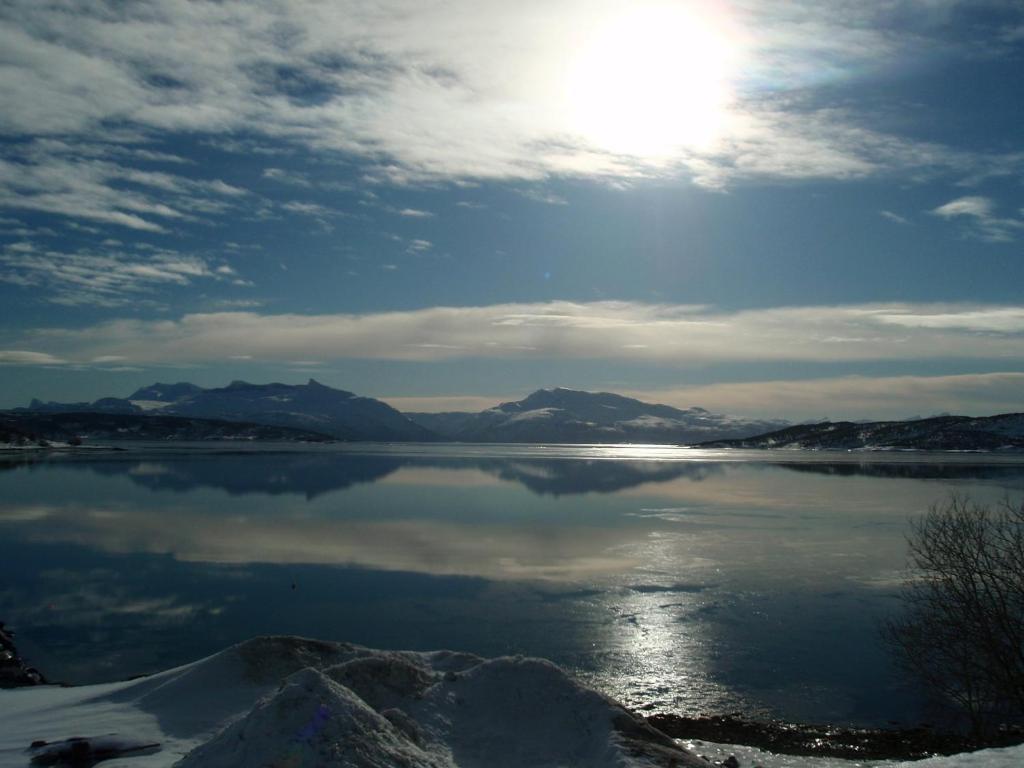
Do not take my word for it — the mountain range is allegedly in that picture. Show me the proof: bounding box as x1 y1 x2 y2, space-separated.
14 380 1023 450
24 379 435 442
17 381 785 444
406 387 787 443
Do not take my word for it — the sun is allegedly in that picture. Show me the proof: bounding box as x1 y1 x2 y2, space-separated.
563 3 738 160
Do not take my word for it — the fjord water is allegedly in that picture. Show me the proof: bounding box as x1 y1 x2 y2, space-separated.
3 444 1023 727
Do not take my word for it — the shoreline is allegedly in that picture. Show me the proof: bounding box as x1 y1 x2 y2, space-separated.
647 713 1024 761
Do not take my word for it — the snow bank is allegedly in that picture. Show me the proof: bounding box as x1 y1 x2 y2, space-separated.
3 636 1024 768
0 636 702 767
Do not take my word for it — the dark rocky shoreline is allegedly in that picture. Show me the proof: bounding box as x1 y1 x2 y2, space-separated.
647 712 1024 761
0 622 46 689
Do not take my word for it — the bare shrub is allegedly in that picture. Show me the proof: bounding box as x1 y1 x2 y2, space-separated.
883 495 1024 741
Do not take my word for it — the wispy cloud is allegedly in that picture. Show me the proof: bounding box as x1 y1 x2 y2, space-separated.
280 200 339 218
517 189 569 206
0 240 242 307
934 196 994 218
9 301 1024 366
880 210 909 225
0 140 247 232
931 195 1024 241
262 167 313 187
0 350 66 365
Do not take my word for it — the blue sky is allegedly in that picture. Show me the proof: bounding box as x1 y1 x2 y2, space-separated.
1 0 1023 419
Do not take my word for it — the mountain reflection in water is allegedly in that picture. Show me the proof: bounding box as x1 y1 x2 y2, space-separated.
2 444 1024 728
5 445 1023 497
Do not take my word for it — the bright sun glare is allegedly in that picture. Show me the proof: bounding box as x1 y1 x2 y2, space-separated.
565 3 737 160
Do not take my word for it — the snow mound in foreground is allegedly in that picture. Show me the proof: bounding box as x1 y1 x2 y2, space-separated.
5 636 1024 768
177 643 702 768
1 636 703 768
176 667 447 768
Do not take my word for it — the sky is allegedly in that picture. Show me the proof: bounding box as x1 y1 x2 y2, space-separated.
1 0 1023 420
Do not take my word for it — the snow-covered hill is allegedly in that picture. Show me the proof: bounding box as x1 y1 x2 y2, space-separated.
698 413 1024 451
408 387 788 444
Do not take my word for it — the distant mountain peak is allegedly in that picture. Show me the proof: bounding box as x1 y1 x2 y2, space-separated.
409 387 789 443
519 387 640 408
128 381 203 403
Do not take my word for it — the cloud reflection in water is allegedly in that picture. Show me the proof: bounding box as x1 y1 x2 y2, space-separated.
2 447 1024 725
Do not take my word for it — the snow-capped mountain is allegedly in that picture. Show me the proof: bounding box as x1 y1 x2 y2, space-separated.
25 380 436 442
407 387 788 444
697 413 1024 451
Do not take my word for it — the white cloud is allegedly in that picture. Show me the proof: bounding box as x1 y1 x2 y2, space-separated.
9 300 1024 366
931 195 1024 241
622 372 1024 422
933 195 993 219
397 208 434 218
0 350 66 365
870 307 1024 332
0 0 1016 188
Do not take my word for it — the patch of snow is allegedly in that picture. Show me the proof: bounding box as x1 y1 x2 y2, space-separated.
684 739 1024 768
0 441 73 451
900 744 1024 768
505 407 561 424
618 416 685 429
129 400 172 411
176 667 446 768
682 739 878 767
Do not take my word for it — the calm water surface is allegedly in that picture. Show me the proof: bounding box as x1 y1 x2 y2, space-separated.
2 443 1024 727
